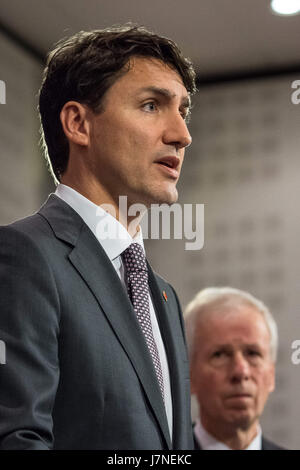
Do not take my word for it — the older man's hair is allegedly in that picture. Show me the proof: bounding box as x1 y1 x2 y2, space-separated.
184 287 278 363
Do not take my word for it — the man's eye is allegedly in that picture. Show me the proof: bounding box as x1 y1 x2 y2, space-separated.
212 351 225 358
247 350 260 357
181 110 191 122
143 102 157 112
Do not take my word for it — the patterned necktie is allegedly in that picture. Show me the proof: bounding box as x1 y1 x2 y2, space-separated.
122 243 165 402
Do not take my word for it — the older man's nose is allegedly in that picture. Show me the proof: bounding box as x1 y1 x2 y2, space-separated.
230 353 250 382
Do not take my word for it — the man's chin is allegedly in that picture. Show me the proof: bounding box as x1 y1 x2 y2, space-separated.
227 412 253 430
133 185 179 208
151 188 178 206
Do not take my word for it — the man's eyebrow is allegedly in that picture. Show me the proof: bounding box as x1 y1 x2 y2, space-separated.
211 343 262 350
138 86 191 108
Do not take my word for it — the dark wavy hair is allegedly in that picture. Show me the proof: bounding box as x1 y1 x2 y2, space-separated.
38 25 196 182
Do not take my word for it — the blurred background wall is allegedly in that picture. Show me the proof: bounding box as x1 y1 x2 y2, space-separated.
0 0 300 449
147 74 300 448
0 30 53 223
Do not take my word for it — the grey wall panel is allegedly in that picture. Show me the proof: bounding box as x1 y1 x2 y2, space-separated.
146 74 300 449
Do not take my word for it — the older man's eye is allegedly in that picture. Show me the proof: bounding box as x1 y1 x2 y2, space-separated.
212 351 225 358
247 349 261 357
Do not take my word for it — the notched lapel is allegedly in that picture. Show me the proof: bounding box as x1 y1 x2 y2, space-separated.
40 194 172 448
147 265 191 448
68 225 171 448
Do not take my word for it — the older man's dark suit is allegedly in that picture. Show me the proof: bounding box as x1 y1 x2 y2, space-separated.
193 432 285 450
0 194 193 450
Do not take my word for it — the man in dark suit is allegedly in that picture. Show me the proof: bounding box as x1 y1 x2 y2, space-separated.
185 287 285 450
0 25 196 450
193 433 284 451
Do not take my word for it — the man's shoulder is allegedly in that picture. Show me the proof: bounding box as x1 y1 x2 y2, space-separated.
0 193 83 248
0 211 49 246
0 195 69 263
262 435 287 450
1 194 55 233
192 424 287 450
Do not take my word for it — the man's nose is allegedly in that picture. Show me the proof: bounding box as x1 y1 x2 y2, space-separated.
163 113 192 150
230 353 250 382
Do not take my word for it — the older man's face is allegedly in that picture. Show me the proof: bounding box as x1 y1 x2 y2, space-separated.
191 306 275 432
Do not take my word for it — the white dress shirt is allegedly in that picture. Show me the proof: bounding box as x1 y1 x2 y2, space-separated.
55 184 173 440
194 418 262 450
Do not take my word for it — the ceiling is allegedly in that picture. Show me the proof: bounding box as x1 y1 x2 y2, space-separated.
0 0 299 80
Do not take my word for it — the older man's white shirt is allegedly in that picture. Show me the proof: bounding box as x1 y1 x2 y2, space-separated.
194 418 262 450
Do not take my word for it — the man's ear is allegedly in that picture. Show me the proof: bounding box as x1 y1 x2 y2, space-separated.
190 361 197 395
268 362 276 394
60 101 90 147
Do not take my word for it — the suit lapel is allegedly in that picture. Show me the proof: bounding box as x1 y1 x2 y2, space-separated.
39 194 171 449
147 263 189 449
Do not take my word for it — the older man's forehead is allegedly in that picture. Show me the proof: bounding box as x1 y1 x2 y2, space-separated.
207 340 267 351
198 307 271 341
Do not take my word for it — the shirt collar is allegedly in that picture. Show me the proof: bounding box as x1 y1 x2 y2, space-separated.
55 183 145 261
194 418 262 450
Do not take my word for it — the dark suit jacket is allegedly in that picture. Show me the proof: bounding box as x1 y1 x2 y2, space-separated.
0 194 193 450
193 430 285 450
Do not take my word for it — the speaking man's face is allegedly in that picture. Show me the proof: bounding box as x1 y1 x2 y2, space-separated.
87 56 192 208
191 306 275 434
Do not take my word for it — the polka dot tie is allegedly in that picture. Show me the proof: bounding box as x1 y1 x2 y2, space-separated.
122 243 165 403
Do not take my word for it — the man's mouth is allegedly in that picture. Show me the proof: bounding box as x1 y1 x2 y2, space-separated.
155 156 180 178
226 393 252 400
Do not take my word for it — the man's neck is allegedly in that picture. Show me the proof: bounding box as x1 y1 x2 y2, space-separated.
200 415 259 450
59 178 146 238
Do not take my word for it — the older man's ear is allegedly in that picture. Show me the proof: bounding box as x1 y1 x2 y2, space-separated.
189 362 198 395
268 363 276 394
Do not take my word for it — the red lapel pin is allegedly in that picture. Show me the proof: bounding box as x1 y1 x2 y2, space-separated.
162 290 168 302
